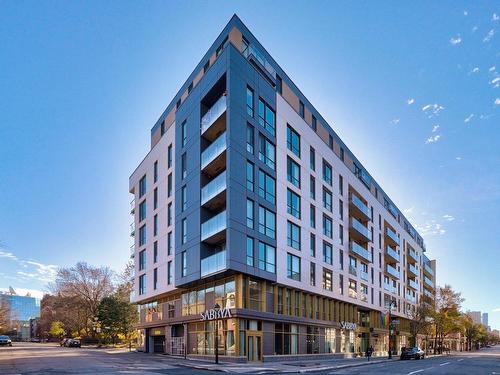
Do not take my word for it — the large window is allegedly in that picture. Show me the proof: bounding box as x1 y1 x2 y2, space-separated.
246 161 254 191
139 274 146 295
323 188 332 212
258 170 276 204
167 261 172 284
274 324 298 355
139 250 146 270
181 120 187 147
310 175 316 200
258 206 276 239
153 268 158 290
139 224 146 246
246 237 254 266
287 189 301 218
310 146 315 171
258 242 276 273
167 173 172 197
323 214 333 239
287 157 300 188
258 98 276 136
287 221 301 250
167 232 172 255
310 262 316 286
181 219 187 244
246 123 254 153
153 188 158 209
246 86 254 117
246 199 254 229
139 175 146 198
154 161 158 183
310 204 316 228
181 186 187 211
167 144 172 168
259 136 276 170
153 214 158 236
139 200 146 222
323 241 332 265
167 203 172 226
323 268 333 291
287 253 301 281
287 125 300 157
181 153 187 179
181 251 187 277
323 159 332 186
310 233 316 257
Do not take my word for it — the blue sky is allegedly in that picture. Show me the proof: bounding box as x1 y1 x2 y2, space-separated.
0 1 499 328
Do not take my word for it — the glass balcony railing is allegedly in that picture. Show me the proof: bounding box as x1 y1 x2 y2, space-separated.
386 227 400 245
130 222 135 237
130 198 135 214
424 276 434 288
406 293 416 303
130 244 135 258
201 249 226 277
201 132 227 170
350 194 371 219
242 44 277 79
384 283 397 294
408 278 418 290
386 264 400 279
201 210 227 241
360 269 369 281
349 241 373 262
201 171 227 205
408 247 418 261
349 265 357 276
201 95 227 135
424 263 434 276
408 263 418 276
351 218 372 241
424 289 434 298
386 246 400 262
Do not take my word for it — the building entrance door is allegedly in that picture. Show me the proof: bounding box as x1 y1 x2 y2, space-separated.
246 332 262 362
153 335 165 353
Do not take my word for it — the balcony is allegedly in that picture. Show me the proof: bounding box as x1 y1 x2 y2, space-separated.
385 246 400 263
424 263 434 276
424 276 434 289
349 218 372 243
408 263 418 277
201 95 227 137
130 244 135 259
385 227 400 246
424 288 434 298
384 282 397 294
408 247 418 262
349 241 373 263
201 249 226 277
242 44 277 83
386 264 400 279
130 222 135 237
408 278 418 290
130 198 135 214
349 194 371 221
349 265 357 277
201 210 227 243
201 171 227 210
406 293 416 304
360 269 369 281
201 132 227 176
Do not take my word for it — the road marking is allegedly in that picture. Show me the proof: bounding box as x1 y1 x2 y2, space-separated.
440 362 451 366
407 370 425 375
457 359 464 362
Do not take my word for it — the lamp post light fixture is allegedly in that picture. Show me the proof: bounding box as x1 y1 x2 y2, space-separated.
213 303 221 364
388 300 397 359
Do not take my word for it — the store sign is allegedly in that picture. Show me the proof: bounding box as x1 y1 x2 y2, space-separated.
340 321 357 330
200 307 232 321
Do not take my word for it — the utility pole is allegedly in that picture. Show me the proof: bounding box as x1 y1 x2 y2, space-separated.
214 303 220 364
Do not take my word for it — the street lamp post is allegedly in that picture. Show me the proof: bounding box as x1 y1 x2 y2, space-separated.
213 303 220 364
388 300 397 359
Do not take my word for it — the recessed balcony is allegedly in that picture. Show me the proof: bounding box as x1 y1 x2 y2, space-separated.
385 264 400 279
201 210 227 244
201 171 227 210
349 265 357 277
201 132 227 177
349 193 371 221
408 278 418 290
349 218 372 243
201 248 226 277
408 247 418 262
406 293 416 304
424 288 434 298
201 95 227 139
385 227 400 246
424 263 434 277
349 241 373 263
383 282 397 294
424 276 434 289
408 263 418 277
360 269 369 281
385 246 400 263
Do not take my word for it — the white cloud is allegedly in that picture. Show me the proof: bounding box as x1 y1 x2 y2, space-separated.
489 66 496 72
493 307 500 312
0 247 59 285
407 98 415 105
472 26 478 33
390 118 400 125
493 13 499 21
425 135 441 144
456 156 462 160
432 124 440 133
495 98 500 105
415 221 446 236
470 67 480 74
422 104 445 118
0 251 18 261
464 114 474 123
483 29 495 43
463 10 468 16
490 77 500 88
443 214 455 221
0 287 46 299
450 36 462 45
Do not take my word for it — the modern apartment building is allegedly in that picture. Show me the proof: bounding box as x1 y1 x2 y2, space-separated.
129 15 437 361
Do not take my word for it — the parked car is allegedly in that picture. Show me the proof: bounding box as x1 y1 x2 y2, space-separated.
400 346 425 360
66 339 81 348
60 338 70 347
0 335 13 346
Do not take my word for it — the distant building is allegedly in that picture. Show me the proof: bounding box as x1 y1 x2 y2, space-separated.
0 288 41 340
469 311 481 325
482 312 488 327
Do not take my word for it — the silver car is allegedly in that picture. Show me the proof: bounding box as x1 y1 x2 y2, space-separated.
0 335 12 346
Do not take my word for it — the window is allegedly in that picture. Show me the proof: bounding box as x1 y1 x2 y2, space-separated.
287 253 301 281
328 134 333 149
246 237 254 266
181 251 187 277
258 242 276 273
167 261 172 284
287 157 300 187
323 188 332 212
203 60 210 73
153 188 158 210
339 224 344 245
310 147 315 170
339 199 343 220
258 170 276 204
139 274 146 295
323 241 332 264
161 120 165 136
153 268 158 290
258 206 276 239
181 153 187 179
181 120 187 147
176 99 181 109
259 136 276 170
349 280 357 298
167 173 172 197
339 249 344 270
287 189 301 218
323 215 333 238
181 186 187 211
310 262 316 286
153 214 158 236
274 323 298 355
258 98 276 135
246 124 254 153
154 161 158 183
246 86 254 117
338 175 343 196
167 203 172 226
287 125 300 157
323 268 333 291
181 219 187 244
167 144 173 168
139 175 146 198
153 241 158 263
139 200 146 222
246 161 254 191
139 224 146 246
310 205 316 228
276 74 282 94
246 199 254 229
139 250 146 270
339 274 344 295
323 160 332 185
310 175 316 199
310 233 316 257
299 100 304 118
167 232 172 256
312 115 317 131
340 147 345 161
287 221 301 250
188 81 193 94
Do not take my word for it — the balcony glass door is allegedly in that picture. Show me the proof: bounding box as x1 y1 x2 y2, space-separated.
246 332 262 362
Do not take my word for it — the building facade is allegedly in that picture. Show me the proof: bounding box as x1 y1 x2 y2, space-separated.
129 15 437 361
0 290 41 341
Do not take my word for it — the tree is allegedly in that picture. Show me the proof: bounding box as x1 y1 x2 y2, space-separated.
407 300 433 347
49 321 65 339
0 297 11 334
432 285 463 354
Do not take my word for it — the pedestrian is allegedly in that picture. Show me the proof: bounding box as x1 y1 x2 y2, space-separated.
366 345 373 361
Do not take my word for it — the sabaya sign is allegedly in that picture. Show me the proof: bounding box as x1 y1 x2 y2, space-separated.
200 307 232 321
340 321 357 330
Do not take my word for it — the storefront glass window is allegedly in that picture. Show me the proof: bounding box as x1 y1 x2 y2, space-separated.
325 328 336 353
